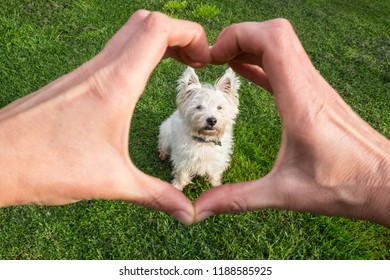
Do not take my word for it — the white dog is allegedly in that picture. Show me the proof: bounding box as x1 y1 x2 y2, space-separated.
158 67 240 190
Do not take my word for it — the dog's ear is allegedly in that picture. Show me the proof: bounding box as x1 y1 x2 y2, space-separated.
177 67 201 107
177 67 201 93
215 68 240 106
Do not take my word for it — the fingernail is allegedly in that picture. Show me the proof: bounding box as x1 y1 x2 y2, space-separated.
172 210 194 226
196 211 214 223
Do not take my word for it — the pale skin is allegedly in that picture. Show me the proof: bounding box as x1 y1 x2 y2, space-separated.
195 20 390 227
0 10 211 225
0 11 389 227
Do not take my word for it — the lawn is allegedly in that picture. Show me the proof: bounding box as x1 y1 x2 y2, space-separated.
0 0 389 259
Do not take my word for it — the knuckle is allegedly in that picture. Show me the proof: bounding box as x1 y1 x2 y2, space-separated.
140 188 168 212
265 18 296 52
184 23 206 49
191 21 204 33
272 18 294 38
142 195 161 211
270 18 293 30
229 198 248 213
129 9 150 22
192 24 206 43
142 11 167 33
225 23 242 36
226 185 248 213
216 23 242 42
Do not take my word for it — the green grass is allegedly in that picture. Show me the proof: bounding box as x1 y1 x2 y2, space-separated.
0 0 389 259
192 3 220 19
163 1 187 15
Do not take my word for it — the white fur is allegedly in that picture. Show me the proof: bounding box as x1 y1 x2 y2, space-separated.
158 67 240 190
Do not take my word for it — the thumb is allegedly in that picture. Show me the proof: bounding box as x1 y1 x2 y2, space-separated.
194 173 281 223
120 166 195 225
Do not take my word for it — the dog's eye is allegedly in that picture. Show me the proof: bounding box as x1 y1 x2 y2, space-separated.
217 106 222 110
196 105 203 110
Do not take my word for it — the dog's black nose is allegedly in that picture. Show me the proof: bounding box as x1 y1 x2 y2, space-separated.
207 117 217 126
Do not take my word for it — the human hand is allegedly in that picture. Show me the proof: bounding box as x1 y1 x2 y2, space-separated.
194 20 390 226
0 10 211 225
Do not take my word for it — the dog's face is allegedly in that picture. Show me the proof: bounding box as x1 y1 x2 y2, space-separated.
176 67 240 139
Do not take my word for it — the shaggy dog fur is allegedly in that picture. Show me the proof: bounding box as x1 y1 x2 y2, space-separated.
158 67 240 190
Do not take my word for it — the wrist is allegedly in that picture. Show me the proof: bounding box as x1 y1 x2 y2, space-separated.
322 89 390 227
0 89 57 207
363 151 390 227
335 128 390 227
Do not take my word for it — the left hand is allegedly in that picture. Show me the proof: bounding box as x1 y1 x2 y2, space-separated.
0 10 211 225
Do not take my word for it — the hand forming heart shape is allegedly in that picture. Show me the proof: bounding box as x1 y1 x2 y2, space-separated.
0 10 388 227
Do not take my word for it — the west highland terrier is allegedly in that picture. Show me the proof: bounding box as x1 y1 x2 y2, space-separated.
158 67 240 190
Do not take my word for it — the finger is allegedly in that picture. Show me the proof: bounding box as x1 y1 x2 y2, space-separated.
120 166 195 225
164 47 208 68
93 11 211 103
228 62 273 93
211 20 321 122
212 20 316 89
122 11 211 84
136 13 211 71
211 22 267 64
163 21 211 67
194 174 281 223
211 19 306 66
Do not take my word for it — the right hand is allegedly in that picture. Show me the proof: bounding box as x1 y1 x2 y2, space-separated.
194 19 390 227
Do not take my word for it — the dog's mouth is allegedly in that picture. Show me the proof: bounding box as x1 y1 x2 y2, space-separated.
199 126 219 136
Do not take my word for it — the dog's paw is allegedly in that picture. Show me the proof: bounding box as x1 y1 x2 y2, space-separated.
171 179 185 191
206 176 222 187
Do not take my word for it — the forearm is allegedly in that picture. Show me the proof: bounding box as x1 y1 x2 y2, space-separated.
0 122 24 207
